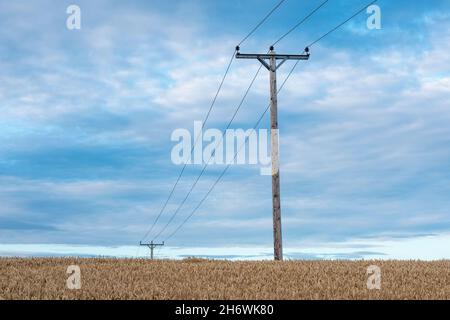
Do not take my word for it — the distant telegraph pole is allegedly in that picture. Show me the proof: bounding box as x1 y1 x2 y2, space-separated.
236 45 310 261
139 241 164 260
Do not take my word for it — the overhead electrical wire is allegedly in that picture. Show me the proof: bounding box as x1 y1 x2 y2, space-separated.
239 0 288 46
140 0 289 242
272 0 330 47
307 0 378 48
139 50 235 242
151 64 264 241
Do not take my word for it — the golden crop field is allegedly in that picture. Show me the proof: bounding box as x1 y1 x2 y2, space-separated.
0 258 449 300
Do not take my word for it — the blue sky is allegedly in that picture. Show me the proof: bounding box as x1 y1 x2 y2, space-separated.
1 0 450 258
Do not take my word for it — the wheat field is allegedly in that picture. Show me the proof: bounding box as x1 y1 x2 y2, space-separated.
0 258 449 300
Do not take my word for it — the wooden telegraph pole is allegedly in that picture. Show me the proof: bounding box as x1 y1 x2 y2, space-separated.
235 45 310 260
139 241 164 260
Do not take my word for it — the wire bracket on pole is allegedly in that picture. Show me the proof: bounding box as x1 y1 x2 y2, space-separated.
236 50 309 72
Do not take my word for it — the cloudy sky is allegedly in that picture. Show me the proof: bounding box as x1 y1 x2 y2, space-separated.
0 0 449 258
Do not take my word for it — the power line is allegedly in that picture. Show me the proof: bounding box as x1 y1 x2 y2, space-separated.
152 64 264 241
307 0 378 48
238 0 288 46
163 0 381 243
140 50 235 242
140 0 288 242
272 0 330 47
